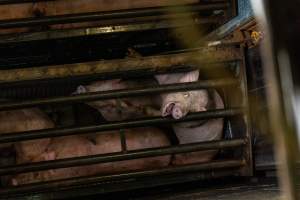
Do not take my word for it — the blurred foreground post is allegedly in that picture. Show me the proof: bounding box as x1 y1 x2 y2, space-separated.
252 0 300 199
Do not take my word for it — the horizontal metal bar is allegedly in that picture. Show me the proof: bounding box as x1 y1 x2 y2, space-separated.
0 3 228 29
0 0 54 5
0 78 238 111
0 139 245 175
0 159 244 196
9 170 238 200
0 47 241 84
0 16 220 43
0 108 243 143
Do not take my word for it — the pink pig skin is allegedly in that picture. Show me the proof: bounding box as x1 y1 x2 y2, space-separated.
155 70 225 165
172 90 224 165
155 70 209 119
11 136 95 186
0 108 54 163
11 127 171 185
74 79 161 121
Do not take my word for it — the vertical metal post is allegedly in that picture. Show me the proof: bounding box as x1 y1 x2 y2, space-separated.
251 0 300 199
239 44 253 176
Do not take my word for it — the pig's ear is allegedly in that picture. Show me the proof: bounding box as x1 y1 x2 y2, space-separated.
155 74 169 84
162 102 175 117
74 85 87 95
180 70 199 82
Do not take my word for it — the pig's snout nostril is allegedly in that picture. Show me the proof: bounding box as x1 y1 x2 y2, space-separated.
172 106 183 119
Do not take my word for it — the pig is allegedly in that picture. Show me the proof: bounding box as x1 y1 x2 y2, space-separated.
172 90 224 165
90 127 171 174
0 108 54 163
11 136 95 186
155 70 224 165
155 70 209 119
11 127 171 185
74 79 161 121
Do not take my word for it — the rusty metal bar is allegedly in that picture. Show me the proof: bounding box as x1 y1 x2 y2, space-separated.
0 108 243 143
1 170 241 200
0 16 222 44
0 159 244 196
0 47 241 84
0 139 245 175
0 3 228 29
7 169 239 200
0 0 54 4
0 78 238 111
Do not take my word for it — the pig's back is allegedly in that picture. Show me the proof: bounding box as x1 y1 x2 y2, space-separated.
0 108 54 163
91 127 171 174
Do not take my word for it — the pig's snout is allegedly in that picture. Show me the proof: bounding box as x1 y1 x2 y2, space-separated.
161 93 190 119
172 104 184 119
162 102 188 119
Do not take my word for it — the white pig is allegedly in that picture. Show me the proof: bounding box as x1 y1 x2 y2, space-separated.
74 79 161 121
155 70 224 164
11 127 171 185
155 70 209 119
90 127 171 174
11 135 95 185
0 108 54 163
172 90 224 165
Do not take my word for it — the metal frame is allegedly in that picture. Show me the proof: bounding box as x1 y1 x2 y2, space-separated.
0 44 252 199
0 3 228 29
0 0 234 43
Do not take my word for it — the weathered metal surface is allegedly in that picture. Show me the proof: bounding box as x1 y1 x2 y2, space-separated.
239 46 253 176
0 0 227 34
206 0 253 39
0 0 201 20
0 47 242 84
0 16 220 43
0 160 244 197
131 178 281 200
0 3 228 29
0 170 239 200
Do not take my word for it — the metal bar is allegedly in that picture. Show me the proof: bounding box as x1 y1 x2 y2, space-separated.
0 108 243 143
0 47 241 84
0 139 245 175
238 45 253 176
0 3 228 29
0 78 238 111
0 0 54 4
119 129 127 153
7 170 238 200
0 159 244 196
0 16 220 44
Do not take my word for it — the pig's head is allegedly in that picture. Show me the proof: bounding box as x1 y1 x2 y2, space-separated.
161 90 209 119
155 70 209 119
73 79 129 121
